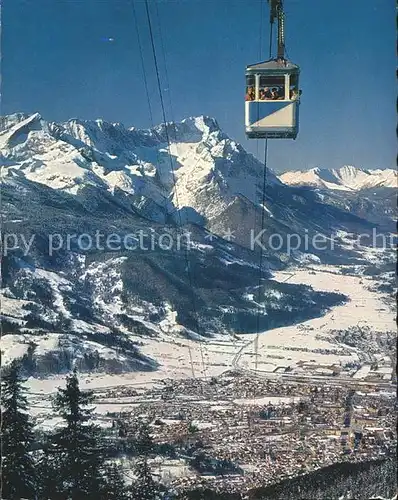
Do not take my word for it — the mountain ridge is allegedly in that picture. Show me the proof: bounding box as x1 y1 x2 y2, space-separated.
1 112 374 248
279 166 396 191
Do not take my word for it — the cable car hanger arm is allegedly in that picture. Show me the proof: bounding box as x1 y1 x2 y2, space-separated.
267 0 285 60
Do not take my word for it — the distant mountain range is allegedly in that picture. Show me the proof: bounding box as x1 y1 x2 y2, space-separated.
279 166 396 230
279 166 396 191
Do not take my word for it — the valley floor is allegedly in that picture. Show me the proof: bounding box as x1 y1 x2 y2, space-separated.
27 261 395 398
26 261 396 411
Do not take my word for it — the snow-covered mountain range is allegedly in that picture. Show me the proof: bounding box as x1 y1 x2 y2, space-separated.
279 166 396 191
1 113 373 249
0 112 282 224
279 166 396 230
0 113 381 375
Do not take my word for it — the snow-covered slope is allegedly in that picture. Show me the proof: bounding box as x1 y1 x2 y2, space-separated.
280 166 397 191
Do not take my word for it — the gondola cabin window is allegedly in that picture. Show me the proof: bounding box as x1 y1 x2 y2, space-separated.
259 75 286 100
245 73 299 101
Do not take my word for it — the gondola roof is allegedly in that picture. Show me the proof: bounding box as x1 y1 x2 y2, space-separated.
246 58 299 73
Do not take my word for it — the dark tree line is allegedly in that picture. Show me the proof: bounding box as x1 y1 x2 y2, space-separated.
0 360 167 500
1 360 36 499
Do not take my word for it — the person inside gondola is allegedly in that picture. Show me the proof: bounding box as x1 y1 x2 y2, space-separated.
259 87 271 100
290 88 302 100
245 87 255 101
270 87 279 100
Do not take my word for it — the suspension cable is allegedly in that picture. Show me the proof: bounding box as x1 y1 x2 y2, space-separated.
153 3 210 379
254 139 268 373
153 1 174 130
132 0 154 127
153 1 209 380
143 0 207 380
254 9 274 375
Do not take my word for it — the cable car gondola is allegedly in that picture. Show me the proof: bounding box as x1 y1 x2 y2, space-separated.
245 0 301 140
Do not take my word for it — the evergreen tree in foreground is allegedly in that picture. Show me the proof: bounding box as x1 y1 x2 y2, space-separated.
1 359 36 499
131 458 162 500
36 443 62 500
100 462 130 500
133 419 154 455
48 368 104 499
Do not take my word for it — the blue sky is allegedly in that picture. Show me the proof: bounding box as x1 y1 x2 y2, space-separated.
2 0 395 171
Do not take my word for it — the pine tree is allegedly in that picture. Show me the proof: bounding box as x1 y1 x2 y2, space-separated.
99 462 130 500
135 420 154 455
49 368 104 499
36 442 62 500
0 359 36 499
131 458 161 500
